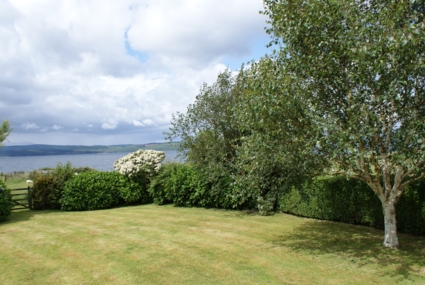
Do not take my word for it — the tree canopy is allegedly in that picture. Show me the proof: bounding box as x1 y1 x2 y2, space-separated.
258 0 425 248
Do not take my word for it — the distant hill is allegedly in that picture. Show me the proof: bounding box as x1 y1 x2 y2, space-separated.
0 142 180 157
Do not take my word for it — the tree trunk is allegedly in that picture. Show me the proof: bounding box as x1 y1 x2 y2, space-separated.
382 200 399 249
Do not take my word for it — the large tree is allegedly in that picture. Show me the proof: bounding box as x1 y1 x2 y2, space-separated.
260 0 425 248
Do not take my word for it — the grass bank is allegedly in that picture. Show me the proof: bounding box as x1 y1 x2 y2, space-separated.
2 172 31 189
1 205 424 284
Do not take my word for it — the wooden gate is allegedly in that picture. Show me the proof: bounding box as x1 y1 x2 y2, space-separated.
10 187 33 210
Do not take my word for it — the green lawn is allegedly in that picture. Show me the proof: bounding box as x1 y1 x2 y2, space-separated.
2 172 31 189
1 205 424 284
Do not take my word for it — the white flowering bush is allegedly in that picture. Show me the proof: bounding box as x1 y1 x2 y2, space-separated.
114 149 165 178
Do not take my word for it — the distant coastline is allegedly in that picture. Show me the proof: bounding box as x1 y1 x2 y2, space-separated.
0 142 180 157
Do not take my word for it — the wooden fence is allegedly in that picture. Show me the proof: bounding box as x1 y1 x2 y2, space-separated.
10 187 33 210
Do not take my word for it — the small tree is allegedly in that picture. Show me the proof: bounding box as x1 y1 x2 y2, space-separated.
260 0 425 248
165 70 249 208
0 120 11 146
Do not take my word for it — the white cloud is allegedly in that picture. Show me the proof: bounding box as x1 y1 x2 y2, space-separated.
1 0 270 145
132 120 144 127
142 119 154 126
127 0 267 67
52 124 63 130
132 119 155 127
21 122 39 130
101 119 118 130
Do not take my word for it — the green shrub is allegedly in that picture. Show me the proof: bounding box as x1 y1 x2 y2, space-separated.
60 171 147 211
32 175 55 210
148 163 177 205
149 163 211 207
31 162 95 210
61 171 119 211
202 165 251 210
0 179 12 222
149 162 258 209
117 174 151 204
279 176 425 236
165 163 204 207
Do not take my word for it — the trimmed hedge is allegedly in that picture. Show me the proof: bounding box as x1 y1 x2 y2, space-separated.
60 171 149 211
0 179 12 222
279 176 425 236
61 172 120 211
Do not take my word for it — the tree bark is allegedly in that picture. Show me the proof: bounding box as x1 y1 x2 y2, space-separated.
382 200 399 249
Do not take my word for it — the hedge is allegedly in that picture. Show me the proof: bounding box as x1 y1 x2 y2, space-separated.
61 171 149 211
279 176 425 236
0 179 12 222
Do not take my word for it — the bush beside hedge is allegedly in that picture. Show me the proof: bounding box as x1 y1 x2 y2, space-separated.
148 163 211 207
31 162 95 210
149 162 260 209
60 171 149 211
0 179 12 222
278 176 425 236
32 175 56 210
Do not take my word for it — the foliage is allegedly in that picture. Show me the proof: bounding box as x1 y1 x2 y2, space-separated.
31 162 95 210
61 171 122 211
60 171 149 211
113 149 165 204
280 177 383 227
165 69 261 210
32 175 55 210
148 163 178 205
118 174 150 204
148 163 210 207
149 162 247 209
232 124 305 215
0 119 11 146
240 0 425 247
0 179 12 222
395 178 425 235
262 0 425 185
279 176 425 236
163 163 207 207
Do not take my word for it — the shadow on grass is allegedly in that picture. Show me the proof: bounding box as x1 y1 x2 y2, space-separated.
272 219 425 280
4 209 61 224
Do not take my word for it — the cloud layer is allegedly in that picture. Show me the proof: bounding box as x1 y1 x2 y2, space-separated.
1 0 270 145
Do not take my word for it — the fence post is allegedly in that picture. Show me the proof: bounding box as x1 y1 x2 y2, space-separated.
28 186 33 210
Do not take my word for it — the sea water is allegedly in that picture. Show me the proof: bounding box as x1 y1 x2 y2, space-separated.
0 150 179 173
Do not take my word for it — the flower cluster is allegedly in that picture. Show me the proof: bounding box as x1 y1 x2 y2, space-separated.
113 149 165 177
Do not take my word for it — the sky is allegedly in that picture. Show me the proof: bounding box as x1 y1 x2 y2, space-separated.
1 0 271 146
